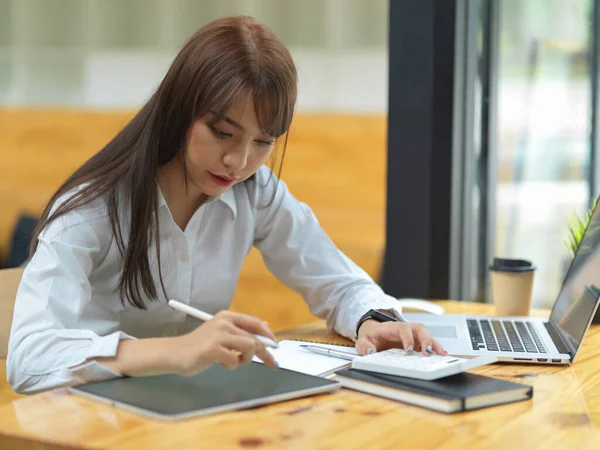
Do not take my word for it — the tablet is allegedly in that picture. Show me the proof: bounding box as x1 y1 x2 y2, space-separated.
68 362 340 420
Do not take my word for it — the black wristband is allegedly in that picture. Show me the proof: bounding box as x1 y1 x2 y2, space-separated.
355 309 399 339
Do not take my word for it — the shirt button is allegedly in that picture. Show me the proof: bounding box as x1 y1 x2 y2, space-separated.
180 253 189 262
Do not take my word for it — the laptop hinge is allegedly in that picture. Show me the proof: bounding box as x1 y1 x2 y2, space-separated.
544 321 572 356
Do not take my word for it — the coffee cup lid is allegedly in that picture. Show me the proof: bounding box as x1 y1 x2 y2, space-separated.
489 258 536 272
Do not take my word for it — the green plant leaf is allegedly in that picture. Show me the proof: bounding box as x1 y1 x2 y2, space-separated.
562 197 598 259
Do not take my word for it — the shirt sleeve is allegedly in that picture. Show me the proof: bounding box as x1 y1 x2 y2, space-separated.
252 167 401 341
6 207 135 394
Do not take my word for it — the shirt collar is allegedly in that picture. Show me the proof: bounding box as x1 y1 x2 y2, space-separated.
156 184 237 219
157 185 168 208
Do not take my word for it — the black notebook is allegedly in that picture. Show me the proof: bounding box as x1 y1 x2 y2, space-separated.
336 368 532 413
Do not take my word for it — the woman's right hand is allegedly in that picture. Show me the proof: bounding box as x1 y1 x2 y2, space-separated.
171 310 278 376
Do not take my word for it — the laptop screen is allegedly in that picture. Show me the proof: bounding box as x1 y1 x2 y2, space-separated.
549 198 600 356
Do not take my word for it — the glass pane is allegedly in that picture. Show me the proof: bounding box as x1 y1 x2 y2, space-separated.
22 53 84 105
338 0 387 48
0 0 388 111
169 0 237 48
91 0 162 50
0 0 13 47
494 0 593 308
255 0 328 47
0 55 12 102
18 0 83 49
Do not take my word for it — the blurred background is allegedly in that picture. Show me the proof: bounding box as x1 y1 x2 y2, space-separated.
0 0 390 330
0 0 388 110
494 0 593 308
0 0 598 329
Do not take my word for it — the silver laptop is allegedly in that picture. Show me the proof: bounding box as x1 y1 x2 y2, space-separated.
405 201 600 365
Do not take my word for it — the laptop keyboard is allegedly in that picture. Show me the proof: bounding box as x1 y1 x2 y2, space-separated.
467 319 547 353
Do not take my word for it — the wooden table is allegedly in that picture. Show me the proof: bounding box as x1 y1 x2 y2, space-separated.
1 301 599 449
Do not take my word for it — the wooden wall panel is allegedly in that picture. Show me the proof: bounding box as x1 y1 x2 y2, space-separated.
0 109 387 331
0 268 23 358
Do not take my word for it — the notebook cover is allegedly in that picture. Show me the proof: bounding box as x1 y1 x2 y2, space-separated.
336 368 533 403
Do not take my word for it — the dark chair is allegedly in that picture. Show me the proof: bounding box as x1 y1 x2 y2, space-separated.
5 214 39 269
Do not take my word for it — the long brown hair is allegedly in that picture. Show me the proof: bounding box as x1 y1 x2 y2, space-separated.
30 16 298 309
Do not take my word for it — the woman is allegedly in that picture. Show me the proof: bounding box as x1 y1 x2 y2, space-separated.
7 16 445 394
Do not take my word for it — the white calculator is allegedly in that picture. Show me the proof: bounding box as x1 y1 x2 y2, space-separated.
352 349 497 381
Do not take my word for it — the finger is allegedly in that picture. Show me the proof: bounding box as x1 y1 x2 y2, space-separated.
219 310 277 340
372 322 414 353
238 326 278 369
238 348 254 365
398 324 415 353
218 311 278 342
262 321 275 340
215 346 240 370
431 338 447 356
221 334 256 366
355 337 377 356
413 324 433 356
254 343 278 370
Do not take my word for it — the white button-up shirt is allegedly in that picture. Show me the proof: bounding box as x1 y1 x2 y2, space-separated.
7 166 401 394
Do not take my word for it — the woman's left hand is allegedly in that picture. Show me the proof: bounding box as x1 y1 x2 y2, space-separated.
355 319 447 356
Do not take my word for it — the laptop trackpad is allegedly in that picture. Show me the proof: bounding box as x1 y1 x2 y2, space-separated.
427 326 458 339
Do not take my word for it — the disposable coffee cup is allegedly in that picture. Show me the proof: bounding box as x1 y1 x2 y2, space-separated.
489 258 536 316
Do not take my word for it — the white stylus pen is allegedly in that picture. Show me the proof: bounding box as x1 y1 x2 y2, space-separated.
168 299 279 349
